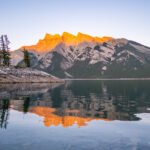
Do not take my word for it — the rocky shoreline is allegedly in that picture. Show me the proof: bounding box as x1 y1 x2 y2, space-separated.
0 67 64 83
0 83 63 99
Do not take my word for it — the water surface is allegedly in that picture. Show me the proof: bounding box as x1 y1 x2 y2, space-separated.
0 81 150 150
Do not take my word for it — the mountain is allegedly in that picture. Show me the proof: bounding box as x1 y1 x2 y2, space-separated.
11 32 150 78
21 32 112 53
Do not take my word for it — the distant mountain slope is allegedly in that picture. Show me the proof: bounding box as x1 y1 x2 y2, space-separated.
11 32 150 78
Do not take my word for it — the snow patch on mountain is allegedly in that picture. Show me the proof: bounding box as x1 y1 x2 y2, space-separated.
64 72 73 78
115 49 145 64
102 66 107 71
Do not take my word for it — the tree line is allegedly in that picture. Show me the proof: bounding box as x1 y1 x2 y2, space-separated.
0 35 31 68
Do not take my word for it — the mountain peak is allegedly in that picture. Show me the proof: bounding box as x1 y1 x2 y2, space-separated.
62 32 75 37
44 33 52 39
44 33 61 39
22 32 113 53
62 32 76 45
76 32 94 43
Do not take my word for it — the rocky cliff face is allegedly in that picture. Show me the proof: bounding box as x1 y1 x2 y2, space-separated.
11 32 150 78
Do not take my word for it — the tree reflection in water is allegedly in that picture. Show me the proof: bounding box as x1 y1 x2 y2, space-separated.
0 99 10 129
0 81 150 128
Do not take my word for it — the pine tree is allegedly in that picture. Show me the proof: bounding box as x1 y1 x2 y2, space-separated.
23 48 30 67
3 49 11 66
0 35 11 66
0 49 2 65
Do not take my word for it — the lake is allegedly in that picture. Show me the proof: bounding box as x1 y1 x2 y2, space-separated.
0 80 150 150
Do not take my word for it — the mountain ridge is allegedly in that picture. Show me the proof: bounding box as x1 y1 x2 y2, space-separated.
22 32 112 53
11 33 150 78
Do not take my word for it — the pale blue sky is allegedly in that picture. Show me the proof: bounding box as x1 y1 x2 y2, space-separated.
0 0 150 49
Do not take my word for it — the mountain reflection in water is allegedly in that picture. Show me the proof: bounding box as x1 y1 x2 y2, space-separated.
0 80 150 129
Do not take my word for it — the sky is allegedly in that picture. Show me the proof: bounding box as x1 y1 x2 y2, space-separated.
0 0 150 50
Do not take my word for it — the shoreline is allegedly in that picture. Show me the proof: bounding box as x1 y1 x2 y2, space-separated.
64 78 150 81
0 67 64 83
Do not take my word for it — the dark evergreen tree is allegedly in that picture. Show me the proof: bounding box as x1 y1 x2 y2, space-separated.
23 97 30 113
0 35 11 66
2 49 11 66
23 48 30 67
0 50 2 65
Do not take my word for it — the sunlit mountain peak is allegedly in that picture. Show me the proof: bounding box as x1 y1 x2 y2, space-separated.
21 32 112 53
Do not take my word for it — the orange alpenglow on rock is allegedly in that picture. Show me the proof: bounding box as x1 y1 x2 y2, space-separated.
30 107 111 128
22 32 112 53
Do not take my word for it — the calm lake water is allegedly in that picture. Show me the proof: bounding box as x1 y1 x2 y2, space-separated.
0 80 150 150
